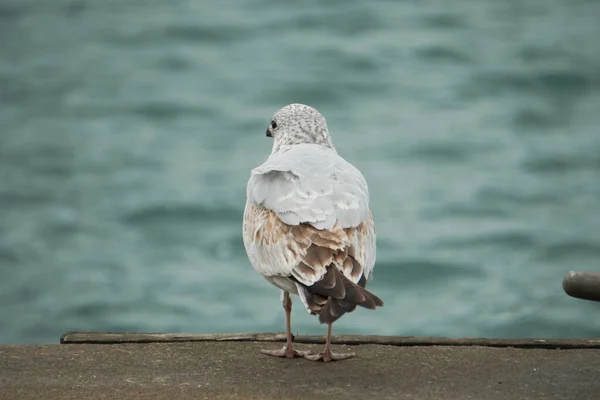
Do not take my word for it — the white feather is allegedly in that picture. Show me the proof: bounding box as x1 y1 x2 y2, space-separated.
247 144 369 230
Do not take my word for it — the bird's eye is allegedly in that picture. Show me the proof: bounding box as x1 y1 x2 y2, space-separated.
271 121 277 129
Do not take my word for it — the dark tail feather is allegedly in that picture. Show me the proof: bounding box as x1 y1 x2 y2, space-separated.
339 270 384 308
300 290 328 314
357 274 384 307
315 267 384 324
293 266 383 324
319 298 353 324
305 265 347 300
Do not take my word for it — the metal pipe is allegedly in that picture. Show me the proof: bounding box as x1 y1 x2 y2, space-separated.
563 271 600 303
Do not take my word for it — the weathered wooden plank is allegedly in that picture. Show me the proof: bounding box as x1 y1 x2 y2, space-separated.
60 332 287 344
60 331 600 349
563 271 600 302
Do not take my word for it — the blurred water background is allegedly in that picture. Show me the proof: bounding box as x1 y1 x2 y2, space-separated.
1 0 599 344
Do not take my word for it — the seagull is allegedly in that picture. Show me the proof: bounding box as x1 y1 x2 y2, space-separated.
243 104 383 362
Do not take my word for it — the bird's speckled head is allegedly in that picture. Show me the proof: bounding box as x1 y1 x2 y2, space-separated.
266 104 334 153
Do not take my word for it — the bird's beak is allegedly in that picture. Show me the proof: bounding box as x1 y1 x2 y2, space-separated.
266 127 273 137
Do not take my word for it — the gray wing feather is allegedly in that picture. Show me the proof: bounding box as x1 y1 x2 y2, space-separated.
247 144 369 229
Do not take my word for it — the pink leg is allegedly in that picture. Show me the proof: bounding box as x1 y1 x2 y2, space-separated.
303 322 355 362
261 291 312 358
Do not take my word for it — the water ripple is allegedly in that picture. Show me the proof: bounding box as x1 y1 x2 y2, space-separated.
108 24 252 46
375 258 484 287
414 46 472 64
420 13 468 30
536 240 600 265
522 155 600 174
461 69 595 99
435 231 538 251
122 204 241 226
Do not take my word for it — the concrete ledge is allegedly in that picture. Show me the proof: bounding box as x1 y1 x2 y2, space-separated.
60 331 600 349
2 332 599 400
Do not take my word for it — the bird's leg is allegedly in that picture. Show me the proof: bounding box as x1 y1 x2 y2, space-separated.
303 322 356 362
261 291 312 358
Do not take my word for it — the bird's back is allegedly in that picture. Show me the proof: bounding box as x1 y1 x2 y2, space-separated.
247 144 371 230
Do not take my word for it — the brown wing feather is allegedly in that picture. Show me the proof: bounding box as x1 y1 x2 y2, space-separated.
245 205 382 323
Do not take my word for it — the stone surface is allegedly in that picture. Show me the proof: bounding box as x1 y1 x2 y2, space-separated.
1 334 599 399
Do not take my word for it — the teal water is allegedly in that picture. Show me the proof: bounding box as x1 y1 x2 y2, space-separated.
1 0 600 344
